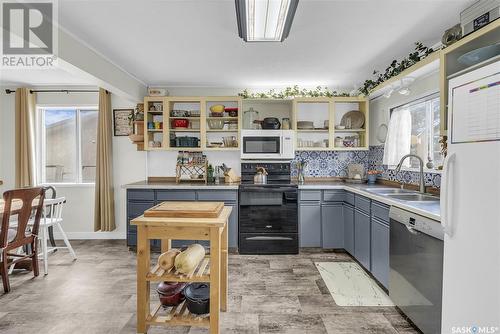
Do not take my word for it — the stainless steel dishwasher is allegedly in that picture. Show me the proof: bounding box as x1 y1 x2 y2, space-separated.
389 207 444 334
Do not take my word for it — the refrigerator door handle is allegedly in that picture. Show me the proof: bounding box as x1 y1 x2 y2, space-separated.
441 153 456 236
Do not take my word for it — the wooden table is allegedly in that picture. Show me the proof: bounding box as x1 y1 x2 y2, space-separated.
131 204 231 334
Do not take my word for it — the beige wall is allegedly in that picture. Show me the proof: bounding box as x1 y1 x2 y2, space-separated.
0 87 147 239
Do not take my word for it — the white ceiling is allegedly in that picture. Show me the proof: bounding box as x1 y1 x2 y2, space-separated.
0 67 92 86
11 0 476 89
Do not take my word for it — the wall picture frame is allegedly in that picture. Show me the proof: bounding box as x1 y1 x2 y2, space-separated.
113 109 133 136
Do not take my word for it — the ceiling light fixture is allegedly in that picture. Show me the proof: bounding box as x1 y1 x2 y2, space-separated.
236 0 299 42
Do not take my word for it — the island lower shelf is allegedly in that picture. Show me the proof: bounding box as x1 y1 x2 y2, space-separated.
147 301 210 328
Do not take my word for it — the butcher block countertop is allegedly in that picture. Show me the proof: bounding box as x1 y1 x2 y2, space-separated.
131 205 232 228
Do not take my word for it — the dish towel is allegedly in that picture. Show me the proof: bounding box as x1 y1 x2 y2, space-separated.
383 108 411 167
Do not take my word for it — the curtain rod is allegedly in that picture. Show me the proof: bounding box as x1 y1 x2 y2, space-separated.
5 89 103 94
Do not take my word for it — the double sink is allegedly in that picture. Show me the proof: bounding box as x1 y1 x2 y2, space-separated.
366 188 440 202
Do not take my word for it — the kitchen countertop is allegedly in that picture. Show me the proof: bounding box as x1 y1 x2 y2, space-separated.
122 180 440 221
298 181 440 221
122 180 240 190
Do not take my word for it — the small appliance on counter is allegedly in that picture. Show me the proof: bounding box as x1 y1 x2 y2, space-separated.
239 162 298 255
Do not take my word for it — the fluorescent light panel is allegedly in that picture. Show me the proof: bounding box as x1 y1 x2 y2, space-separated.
237 0 298 42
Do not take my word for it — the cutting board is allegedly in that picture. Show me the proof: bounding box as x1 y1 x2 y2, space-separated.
144 201 224 218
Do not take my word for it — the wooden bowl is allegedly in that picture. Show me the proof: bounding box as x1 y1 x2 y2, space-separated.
129 134 144 143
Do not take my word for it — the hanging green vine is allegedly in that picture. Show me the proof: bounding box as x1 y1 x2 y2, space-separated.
238 85 349 99
238 42 435 99
358 42 435 96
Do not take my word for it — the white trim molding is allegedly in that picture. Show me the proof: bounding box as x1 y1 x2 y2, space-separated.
53 231 126 240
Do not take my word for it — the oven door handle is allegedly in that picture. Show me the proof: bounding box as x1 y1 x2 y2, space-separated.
245 236 294 241
240 187 297 193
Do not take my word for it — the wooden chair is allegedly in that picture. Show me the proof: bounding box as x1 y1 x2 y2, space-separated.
0 187 46 293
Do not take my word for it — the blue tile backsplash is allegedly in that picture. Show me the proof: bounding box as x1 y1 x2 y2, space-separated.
291 145 442 188
291 151 369 178
367 145 441 188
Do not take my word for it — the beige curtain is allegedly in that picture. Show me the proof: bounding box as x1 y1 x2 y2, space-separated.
15 88 37 188
94 88 115 231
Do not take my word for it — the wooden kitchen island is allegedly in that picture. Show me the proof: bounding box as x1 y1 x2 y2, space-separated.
131 202 231 334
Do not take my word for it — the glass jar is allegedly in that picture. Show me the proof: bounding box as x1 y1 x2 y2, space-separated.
282 118 290 130
243 107 259 129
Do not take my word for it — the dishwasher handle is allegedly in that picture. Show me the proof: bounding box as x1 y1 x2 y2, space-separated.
406 225 419 235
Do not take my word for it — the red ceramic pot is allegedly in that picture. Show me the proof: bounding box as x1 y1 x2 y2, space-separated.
156 282 186 307
171 118 189 128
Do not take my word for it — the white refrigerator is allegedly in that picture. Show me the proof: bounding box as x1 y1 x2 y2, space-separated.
441 60 500 333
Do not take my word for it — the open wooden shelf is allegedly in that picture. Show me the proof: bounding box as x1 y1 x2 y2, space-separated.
169 129 201 132
296 129 329 133
334 129 366 132
147 256 210 282
147 301 210 328
206 129 238 132
204 147 239 151
206 116 238 120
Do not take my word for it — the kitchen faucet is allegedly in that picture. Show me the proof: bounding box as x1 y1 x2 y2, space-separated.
395 154 426 194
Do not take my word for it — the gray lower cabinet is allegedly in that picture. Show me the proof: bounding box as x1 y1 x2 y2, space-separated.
127 189 238 251
371 217 389 288
343 203 354 255
299 203 322 247
354 209 371 270
321 203 344 249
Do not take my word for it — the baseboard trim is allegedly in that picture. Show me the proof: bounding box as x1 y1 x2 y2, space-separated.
53 231 126 240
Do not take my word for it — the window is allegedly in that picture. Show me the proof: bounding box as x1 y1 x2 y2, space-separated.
39 107 98 183
389 94 442 169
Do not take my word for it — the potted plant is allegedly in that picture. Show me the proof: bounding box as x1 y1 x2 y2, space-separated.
367 170 383 184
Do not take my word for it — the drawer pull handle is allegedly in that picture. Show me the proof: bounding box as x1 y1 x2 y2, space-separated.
265 225 273 229
246 236 293 241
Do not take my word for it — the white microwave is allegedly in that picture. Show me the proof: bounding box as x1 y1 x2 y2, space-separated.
240 130 295 160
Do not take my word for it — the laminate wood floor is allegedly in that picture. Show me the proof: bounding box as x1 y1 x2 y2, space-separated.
0 240 419 334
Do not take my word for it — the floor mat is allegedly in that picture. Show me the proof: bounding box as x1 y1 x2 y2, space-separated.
315 262 394 306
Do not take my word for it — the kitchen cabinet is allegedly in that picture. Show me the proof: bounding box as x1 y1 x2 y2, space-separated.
343 203 355 255
354 209 371 270
321 203 344 249
371 217 389 288
299 203 322 247
126 191 155 249
126 188 239 251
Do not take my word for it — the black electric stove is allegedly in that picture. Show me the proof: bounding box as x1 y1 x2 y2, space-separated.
238 162 298 254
